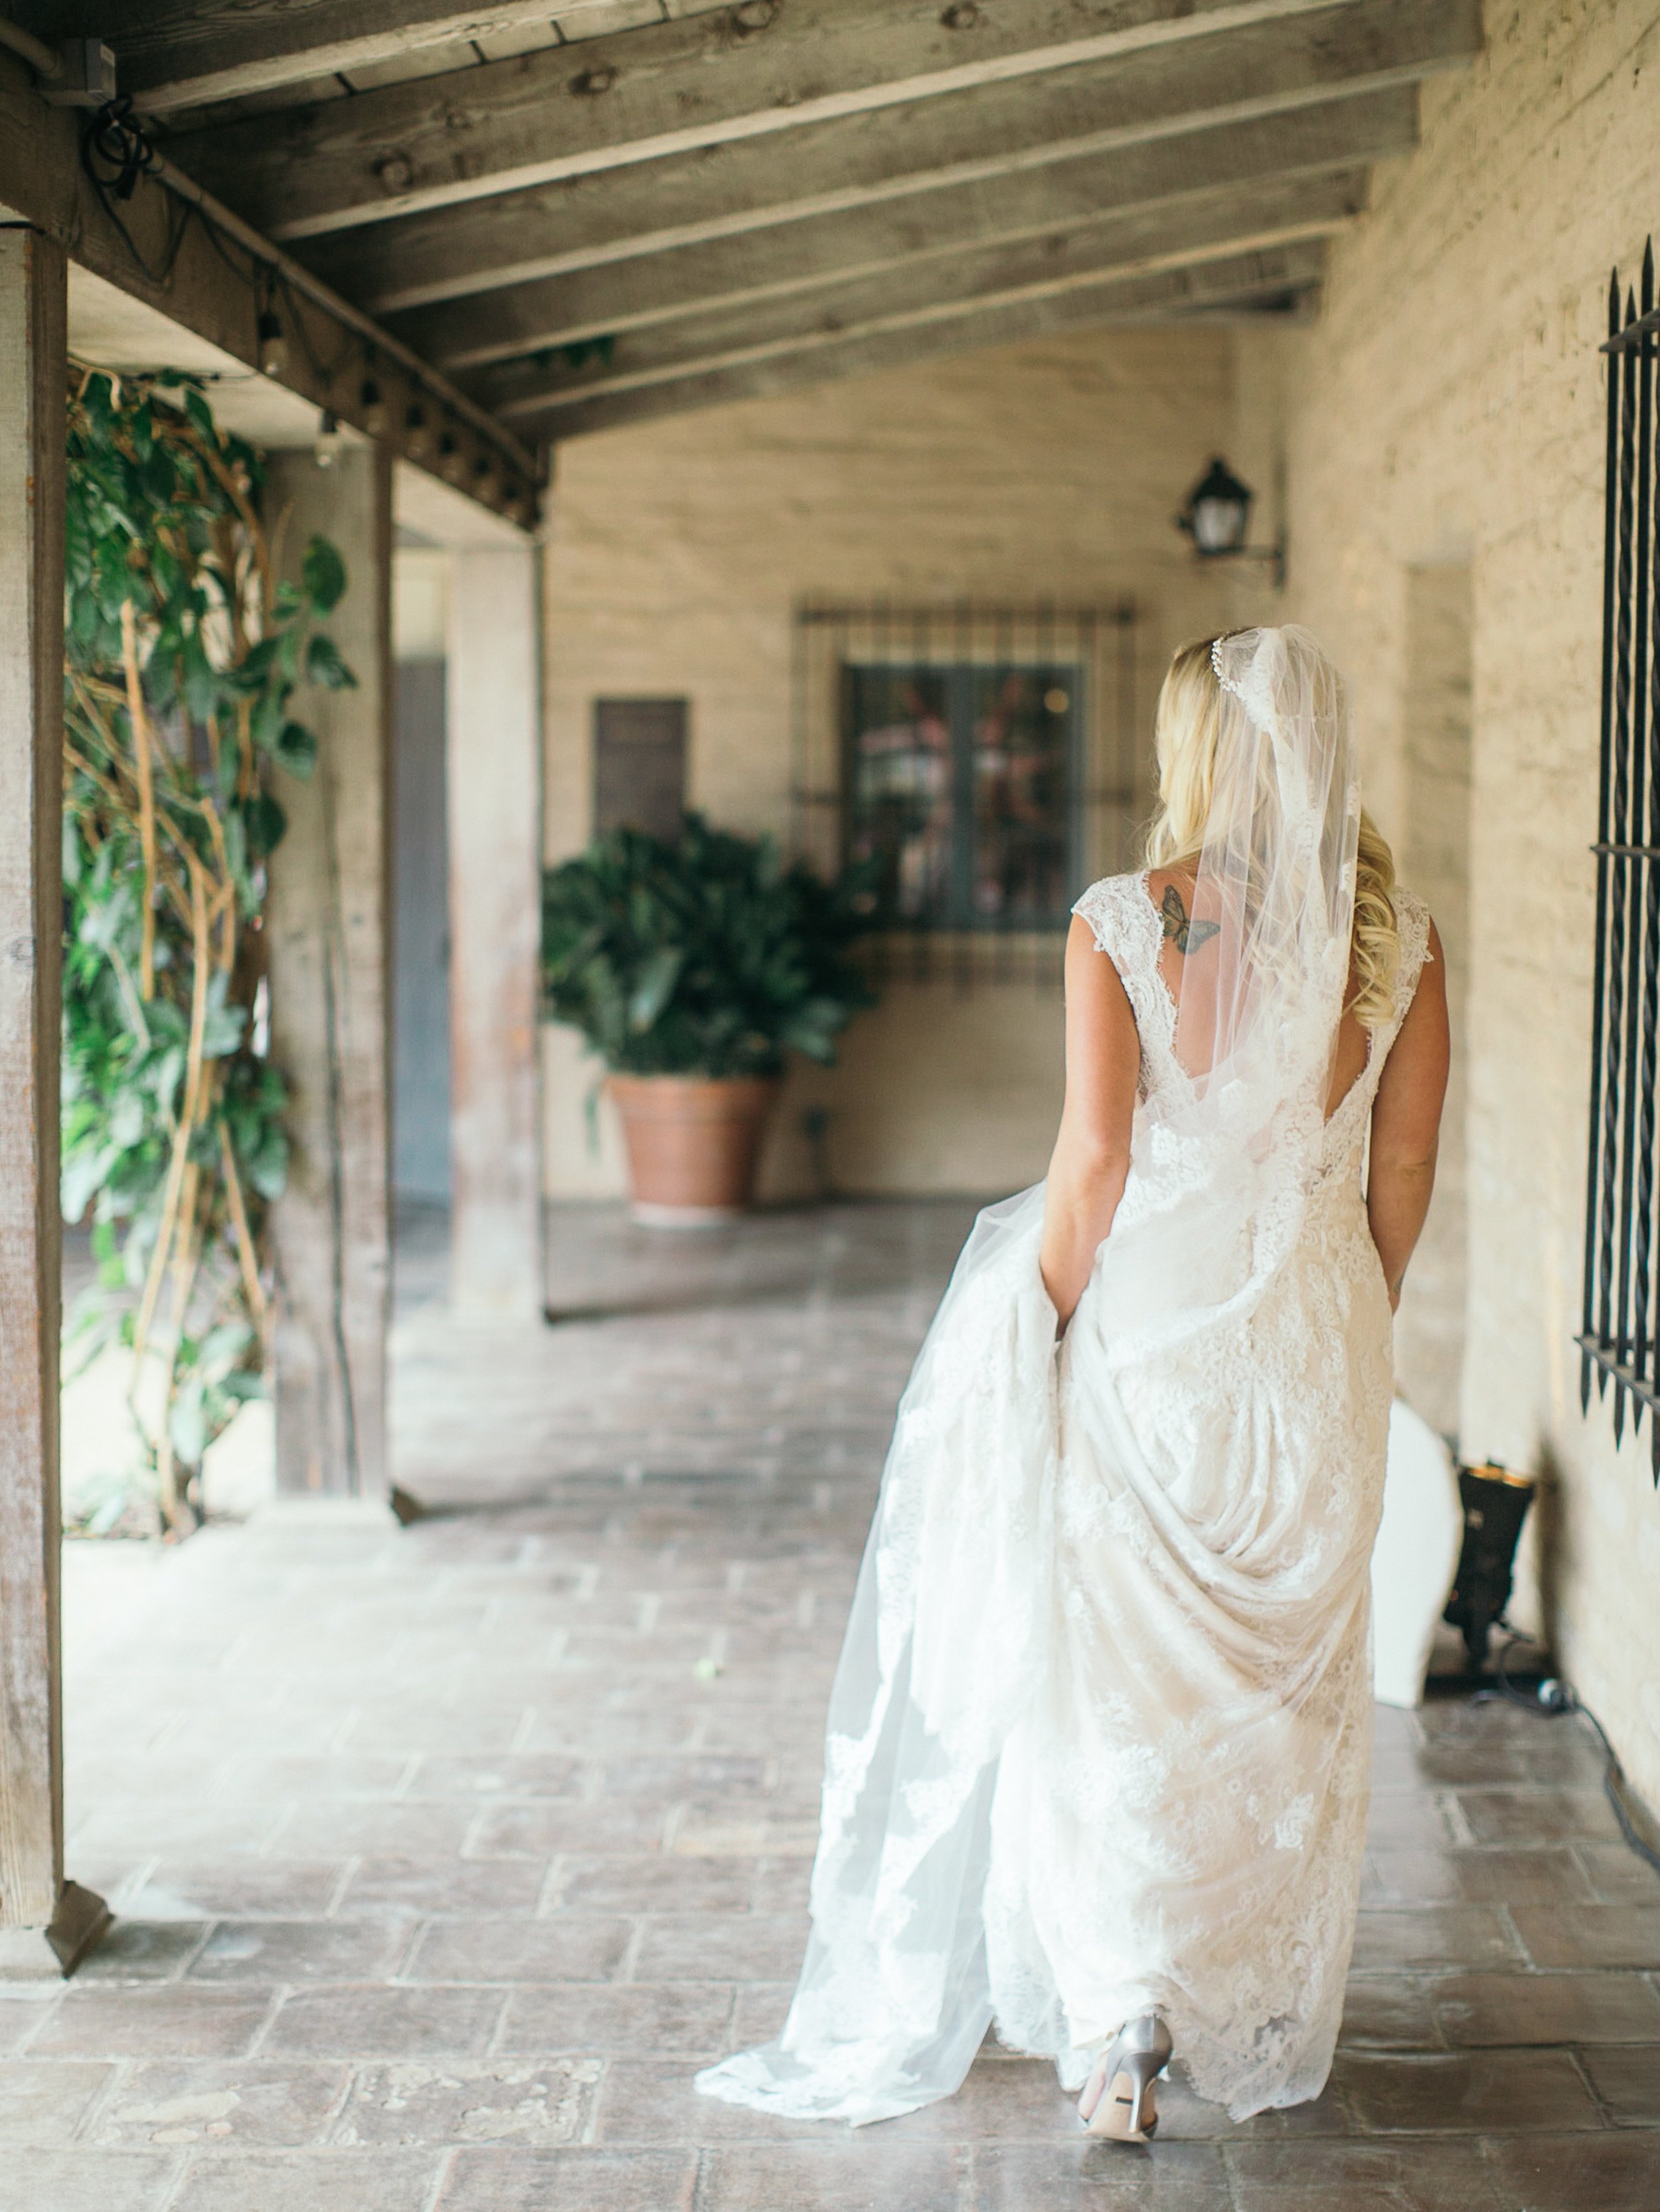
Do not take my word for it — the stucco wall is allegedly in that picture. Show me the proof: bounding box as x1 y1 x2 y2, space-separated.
540 327 1240 1199
1260 0 1660 1814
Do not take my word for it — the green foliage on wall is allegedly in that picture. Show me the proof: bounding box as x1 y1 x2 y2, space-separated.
61 365 352 1532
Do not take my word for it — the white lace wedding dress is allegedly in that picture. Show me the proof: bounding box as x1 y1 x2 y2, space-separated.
697 633 1432 2128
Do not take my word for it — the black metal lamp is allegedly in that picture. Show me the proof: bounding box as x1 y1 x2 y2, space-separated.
1443 1461 1536 1675
1175 457 1286 587
1178 457 1254 554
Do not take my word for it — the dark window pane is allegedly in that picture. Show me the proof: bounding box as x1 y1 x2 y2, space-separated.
844 667 955 925
971 665 1075 926
843 662 1078 930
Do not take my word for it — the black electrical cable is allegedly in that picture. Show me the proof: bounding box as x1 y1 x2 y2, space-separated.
77 109 351 403
82 96 154 202
274 268 356 391
68 93 535 505
1477 1628 1660 1877
80 98 190 289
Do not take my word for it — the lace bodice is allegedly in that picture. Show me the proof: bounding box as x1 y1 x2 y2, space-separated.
1072 868 1433 1181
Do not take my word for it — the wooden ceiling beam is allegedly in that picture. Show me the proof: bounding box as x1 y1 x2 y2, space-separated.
526 242 1327 441
0 51 540 521
22 1 677 116
477 188 1352 418
405 92 1406 370
165 0 1378 242
290 0 1478 315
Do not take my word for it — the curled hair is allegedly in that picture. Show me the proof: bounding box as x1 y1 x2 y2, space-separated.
1144 635 1400 1026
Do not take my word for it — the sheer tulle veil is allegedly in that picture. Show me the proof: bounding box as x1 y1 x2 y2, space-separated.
693 626 1366 2124
1165 624 1363 1284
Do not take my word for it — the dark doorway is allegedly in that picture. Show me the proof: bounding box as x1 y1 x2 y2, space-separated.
393 659 451 1202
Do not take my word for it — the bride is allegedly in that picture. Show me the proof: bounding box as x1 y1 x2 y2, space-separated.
697 625 1450 2137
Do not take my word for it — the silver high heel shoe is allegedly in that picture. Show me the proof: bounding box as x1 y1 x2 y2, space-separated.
1076 2012 1174 2143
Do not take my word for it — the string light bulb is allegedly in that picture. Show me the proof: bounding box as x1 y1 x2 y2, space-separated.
440 430 468 485
313 408 344 469
402 402 432 459
256 306 288 378
359 374 388 438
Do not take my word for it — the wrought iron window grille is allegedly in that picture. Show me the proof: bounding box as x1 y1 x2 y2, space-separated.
1581 240 1660 1478
790 599 1138 992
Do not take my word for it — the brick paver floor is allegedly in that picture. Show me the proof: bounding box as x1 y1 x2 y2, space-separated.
11 1200 1660 2209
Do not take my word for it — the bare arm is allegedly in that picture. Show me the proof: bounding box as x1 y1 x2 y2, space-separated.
1040 913 1141 1327
1367 918 1451 1310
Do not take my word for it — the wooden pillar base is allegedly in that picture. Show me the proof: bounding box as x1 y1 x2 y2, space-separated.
0 1880 109 1982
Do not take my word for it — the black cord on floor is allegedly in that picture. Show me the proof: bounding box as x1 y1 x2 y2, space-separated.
1477 1628 1660 1877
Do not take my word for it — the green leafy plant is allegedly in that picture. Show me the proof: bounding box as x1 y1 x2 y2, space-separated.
62 364 353 1533
541 815 878 1078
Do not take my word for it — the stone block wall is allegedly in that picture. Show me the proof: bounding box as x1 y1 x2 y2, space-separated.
1262 0 1660 1814
539 327 1239 1198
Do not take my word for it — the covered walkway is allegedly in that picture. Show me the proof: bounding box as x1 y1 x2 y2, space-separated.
7 1207 1657 2211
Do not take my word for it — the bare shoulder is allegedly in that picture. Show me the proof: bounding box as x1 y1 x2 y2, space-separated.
1377 909 1450 1105
1397 908 1447 1023
1063 911 1139 1097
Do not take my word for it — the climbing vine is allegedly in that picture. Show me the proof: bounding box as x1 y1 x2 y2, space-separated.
61 366 353 1533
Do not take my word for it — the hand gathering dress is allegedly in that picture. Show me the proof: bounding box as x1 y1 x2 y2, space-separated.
696 625 1431 2127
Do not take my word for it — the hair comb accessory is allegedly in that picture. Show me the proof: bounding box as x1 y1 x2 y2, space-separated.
1211 635 1249 703
1210 630 1277 733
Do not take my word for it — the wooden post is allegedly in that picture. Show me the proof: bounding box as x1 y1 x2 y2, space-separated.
0 228 108 1977
265 444 394 1496
447 544 545 1318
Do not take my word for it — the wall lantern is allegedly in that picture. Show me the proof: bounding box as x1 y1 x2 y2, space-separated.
1175 457 1286 588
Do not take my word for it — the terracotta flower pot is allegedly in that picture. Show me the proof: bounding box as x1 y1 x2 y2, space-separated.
606 1073 781 1225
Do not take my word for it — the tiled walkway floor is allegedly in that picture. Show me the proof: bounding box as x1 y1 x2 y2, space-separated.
14 1201 1660 2209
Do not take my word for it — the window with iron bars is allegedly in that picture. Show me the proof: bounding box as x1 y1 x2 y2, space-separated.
791 602 1139 988
1581 240 1660 1479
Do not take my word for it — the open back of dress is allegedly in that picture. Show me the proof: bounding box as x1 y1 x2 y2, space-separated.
695 628 1434 2124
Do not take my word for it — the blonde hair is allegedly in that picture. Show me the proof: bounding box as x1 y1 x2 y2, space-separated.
1145 635 1400 1027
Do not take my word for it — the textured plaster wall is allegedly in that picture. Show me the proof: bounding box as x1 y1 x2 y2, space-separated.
1260 0 1660 1814
540 327 1238 1199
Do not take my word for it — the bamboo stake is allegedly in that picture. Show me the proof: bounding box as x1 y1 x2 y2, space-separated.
133 854 213 1361
63 736 129 816
236 697 254 803
177 856 214 1141
212 878 236 975
199 801 238 972
155 1158 203 1531
120 600 158 999
220 1121 267 1330
64 753 190 924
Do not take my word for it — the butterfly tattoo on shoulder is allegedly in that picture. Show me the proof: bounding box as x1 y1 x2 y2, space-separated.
1161 884 1220 956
